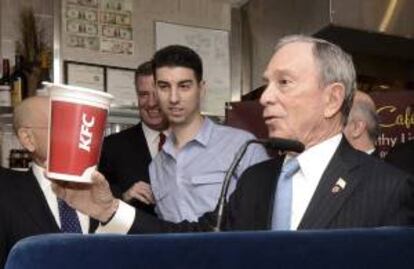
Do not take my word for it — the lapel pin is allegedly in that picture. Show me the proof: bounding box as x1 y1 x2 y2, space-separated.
331 178 347 193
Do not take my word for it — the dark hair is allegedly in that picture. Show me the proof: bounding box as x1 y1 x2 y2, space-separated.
135 61 153 85
152 45 203 82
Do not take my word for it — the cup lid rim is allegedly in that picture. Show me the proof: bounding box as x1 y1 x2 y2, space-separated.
43 82 113 100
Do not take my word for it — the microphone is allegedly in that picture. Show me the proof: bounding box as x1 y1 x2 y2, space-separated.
257 138 305 153
213 137 305 232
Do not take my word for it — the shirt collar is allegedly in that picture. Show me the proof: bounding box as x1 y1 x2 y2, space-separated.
141 121 169 143
163 117 214 156
142 122 161 144
192 117 214 147
32 162 50 191
366 148 376 154
296 133 343 182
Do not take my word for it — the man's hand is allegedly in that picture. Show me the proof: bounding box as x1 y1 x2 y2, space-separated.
52 171 119 223
123 181 155 205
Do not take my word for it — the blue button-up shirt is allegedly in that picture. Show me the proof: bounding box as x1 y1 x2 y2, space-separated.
149 117 269 222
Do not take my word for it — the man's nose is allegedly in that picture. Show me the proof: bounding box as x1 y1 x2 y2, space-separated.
147 92 158 107
260 84 274 106
169 88 179 104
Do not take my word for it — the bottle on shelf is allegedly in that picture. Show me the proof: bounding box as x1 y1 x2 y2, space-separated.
0 58 12 107
9 149 31 171
36 51 52 91
11 54 28 107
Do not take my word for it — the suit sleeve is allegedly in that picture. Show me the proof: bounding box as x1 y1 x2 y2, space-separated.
383 174 414 226
127 183 242 234
125 163 262 234
98 139 123 199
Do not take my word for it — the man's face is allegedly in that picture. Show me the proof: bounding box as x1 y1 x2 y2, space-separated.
155 66 204 128
136 74 168 131
260 42 329 147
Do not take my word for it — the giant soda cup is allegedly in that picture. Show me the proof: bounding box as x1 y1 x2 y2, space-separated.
46 83 113 183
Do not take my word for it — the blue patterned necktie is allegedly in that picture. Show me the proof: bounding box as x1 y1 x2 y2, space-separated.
58 199 82 233
271 157 300 230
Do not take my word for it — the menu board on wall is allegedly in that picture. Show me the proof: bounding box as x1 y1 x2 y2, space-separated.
371 90 414 159
63 0 134 55
155 21 230 116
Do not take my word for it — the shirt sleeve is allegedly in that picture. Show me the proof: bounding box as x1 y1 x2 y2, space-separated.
95 200 136 234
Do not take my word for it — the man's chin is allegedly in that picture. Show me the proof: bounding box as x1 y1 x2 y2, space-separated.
167 116 187 126
268 131 286 139
144 119 167 130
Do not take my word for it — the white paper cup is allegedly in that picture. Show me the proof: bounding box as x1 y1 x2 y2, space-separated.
45 83 113 183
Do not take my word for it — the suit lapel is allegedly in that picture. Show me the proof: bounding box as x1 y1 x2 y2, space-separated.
298 138 363 229
14 171 60 232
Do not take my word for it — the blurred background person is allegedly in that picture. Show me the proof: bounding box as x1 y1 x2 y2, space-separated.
343 90 380 156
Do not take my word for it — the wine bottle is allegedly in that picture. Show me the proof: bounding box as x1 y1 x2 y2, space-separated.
11 54 28 107
37 51 51 90
0 58 12 107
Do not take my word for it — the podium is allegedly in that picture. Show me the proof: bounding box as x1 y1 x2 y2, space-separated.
6 228 414 269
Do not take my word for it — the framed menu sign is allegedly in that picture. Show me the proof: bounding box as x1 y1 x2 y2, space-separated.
65 61 105 91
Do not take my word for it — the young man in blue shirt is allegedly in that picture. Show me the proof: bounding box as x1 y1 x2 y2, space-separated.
149 45 268 222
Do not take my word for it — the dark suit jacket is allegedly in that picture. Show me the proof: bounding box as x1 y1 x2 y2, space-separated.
0 167 98 268
129 138 414 233
98 123 154 213
385 141 414 176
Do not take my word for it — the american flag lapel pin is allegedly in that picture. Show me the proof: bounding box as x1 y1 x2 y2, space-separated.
332 177 347 193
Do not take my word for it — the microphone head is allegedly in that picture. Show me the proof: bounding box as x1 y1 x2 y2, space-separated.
260 138 305 153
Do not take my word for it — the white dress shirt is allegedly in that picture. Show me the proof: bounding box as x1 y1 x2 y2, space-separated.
32 163 90 233
290 133 342 230
366 148 375 155
141 122 168 159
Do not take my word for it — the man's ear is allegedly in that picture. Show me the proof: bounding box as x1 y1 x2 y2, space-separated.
17 128 36 153
323 83 346 119
199 80 207 99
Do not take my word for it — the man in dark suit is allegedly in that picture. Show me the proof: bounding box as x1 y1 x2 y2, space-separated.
343 90 380 156
0 97 97 268
99 61 168 213
54 35 414 233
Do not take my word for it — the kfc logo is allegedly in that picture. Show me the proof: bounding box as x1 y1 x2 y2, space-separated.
79 113 95 152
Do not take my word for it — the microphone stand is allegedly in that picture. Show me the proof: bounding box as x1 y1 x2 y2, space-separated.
213 140 255 232
213 138 304 232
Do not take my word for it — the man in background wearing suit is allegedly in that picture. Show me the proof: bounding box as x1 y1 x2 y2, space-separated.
54 35 414 233
343 90 380 156
0 96 97 268
99 61 169 214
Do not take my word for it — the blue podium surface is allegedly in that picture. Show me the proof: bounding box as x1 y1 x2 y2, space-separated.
5 228 414 269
